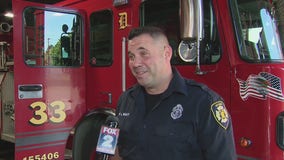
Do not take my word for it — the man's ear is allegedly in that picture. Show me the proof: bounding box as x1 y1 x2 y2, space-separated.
164 45 173 60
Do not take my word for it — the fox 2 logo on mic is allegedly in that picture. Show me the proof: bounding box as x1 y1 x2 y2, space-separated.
96 125 120 155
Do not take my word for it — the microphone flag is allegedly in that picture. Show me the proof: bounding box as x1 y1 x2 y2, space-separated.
96 125 120 155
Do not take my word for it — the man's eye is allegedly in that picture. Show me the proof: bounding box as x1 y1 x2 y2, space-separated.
128 55 134 60
141 51 148 56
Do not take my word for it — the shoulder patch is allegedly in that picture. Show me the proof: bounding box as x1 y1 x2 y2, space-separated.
211 101 229 130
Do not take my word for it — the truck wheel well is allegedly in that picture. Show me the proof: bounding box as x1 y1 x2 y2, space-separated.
72 112 113 160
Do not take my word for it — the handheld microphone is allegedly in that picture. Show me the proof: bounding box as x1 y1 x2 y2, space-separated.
96 115 120 160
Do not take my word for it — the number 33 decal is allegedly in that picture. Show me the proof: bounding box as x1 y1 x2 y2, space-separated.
29 101 66 125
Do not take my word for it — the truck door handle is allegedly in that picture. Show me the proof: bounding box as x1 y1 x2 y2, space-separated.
18 84 43 99
19 85 42 91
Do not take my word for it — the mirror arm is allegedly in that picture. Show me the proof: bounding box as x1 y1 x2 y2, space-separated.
195 0 206 75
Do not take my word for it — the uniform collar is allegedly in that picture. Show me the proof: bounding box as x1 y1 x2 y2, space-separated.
164 67 188 97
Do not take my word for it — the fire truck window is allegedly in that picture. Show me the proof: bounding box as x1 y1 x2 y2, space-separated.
230 0 284 62
140 0 221 65
90 10 113 66
23 8 82 67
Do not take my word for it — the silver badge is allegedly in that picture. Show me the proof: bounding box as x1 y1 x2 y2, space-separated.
171 104 183 120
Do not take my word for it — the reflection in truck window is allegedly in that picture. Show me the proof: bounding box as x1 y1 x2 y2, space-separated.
23 8 82 67
230 0 284 62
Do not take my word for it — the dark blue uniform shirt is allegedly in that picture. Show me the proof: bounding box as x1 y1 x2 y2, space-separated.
116 68 237 160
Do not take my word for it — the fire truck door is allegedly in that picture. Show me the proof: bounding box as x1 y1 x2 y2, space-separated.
12 0 86 159
87 7 136 108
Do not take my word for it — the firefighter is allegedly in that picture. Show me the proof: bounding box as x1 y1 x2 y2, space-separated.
115 26 237 160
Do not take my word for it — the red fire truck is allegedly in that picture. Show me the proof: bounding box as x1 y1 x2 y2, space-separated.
0 0 283 159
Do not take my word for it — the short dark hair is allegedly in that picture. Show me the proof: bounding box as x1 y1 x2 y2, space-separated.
128 26 166 40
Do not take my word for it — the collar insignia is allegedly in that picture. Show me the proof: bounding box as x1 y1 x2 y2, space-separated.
211 101 229 130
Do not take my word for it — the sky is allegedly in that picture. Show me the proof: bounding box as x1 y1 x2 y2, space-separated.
44 11 75 51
